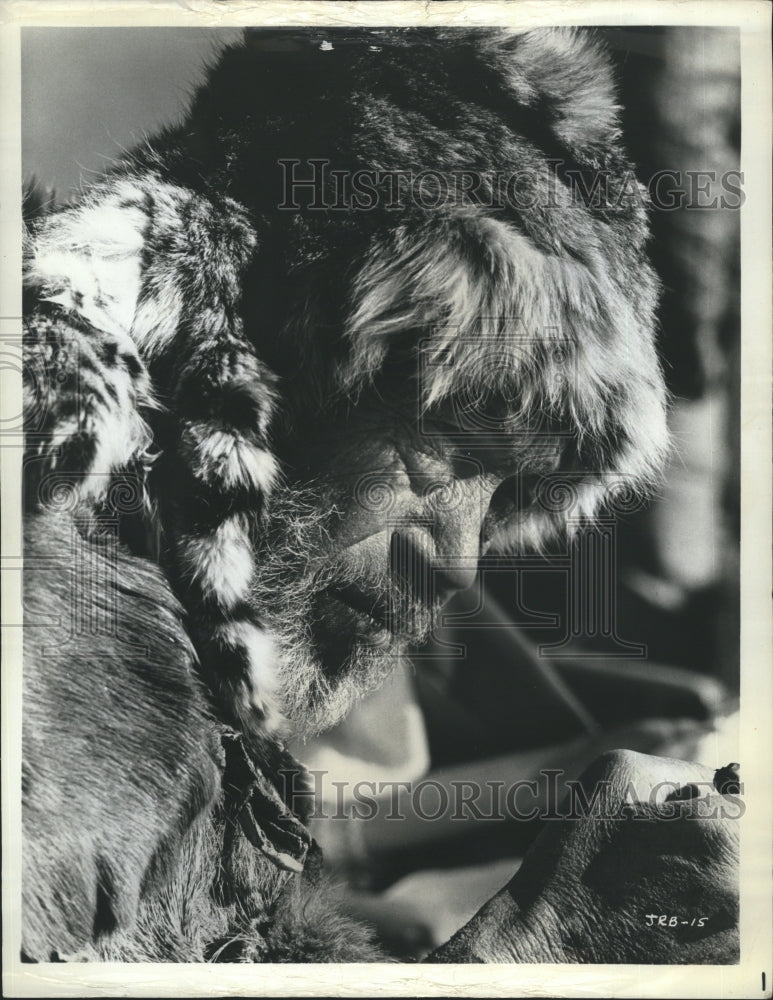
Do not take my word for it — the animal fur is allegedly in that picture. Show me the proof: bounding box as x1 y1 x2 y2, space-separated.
22 510 384 963
22 27 668 961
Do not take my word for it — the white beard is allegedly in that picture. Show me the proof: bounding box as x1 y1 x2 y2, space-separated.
249 482 409 738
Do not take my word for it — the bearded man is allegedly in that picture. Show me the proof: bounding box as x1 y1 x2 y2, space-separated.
20 26 739 964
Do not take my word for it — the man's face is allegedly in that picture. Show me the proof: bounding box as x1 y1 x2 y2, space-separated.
251 371 562 737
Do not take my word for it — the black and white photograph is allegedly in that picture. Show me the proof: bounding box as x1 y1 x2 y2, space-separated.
2 2 771 996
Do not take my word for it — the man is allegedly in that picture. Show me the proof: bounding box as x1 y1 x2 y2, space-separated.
21 26 739 963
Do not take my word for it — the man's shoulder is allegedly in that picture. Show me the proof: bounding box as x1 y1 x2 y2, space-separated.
22 511 222 959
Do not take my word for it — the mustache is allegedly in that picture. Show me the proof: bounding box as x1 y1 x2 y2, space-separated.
320 533 443 644
253 480 443 645
326 580 440 641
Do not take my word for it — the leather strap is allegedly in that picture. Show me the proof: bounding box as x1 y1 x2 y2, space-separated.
221 729 313 874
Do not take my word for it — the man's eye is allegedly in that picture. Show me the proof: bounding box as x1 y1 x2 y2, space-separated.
427 413 464 435
428 400 513 437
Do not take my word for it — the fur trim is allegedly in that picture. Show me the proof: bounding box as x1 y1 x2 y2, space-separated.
22 303 156 505
176 26 667 546
177 514 256 609
179 425 278 493
213 619 280 722
341 209 667 547
26 185 146 343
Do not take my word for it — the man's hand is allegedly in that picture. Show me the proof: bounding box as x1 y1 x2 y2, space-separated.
429 750 740 963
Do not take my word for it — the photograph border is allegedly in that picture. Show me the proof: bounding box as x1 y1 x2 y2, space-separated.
2 2 771 996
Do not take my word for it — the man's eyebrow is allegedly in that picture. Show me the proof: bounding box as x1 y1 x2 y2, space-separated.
428 391 551 430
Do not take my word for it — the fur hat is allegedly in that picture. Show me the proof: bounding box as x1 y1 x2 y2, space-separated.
149 26 668 547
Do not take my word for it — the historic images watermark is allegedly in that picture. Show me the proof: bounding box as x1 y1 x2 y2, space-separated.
280 767 745 823
278 159 745 212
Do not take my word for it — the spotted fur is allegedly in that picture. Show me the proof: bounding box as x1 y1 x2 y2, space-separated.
24 174 283 734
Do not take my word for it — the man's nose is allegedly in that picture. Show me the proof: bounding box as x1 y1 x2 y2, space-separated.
431 493 492 595
391 479 495 602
